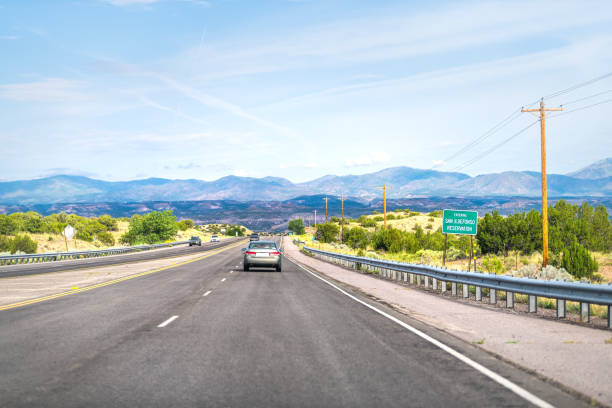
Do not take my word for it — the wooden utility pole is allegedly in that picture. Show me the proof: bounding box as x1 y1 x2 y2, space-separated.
377 184 392 230
323 196 330 222
314 210 317 228
340 195 346 243
522 99 562 266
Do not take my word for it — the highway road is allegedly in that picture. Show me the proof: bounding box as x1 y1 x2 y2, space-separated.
0 237 586 407
0 238 240 278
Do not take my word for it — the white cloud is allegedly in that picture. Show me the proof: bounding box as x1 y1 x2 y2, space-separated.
0 78 87 102
0 35 18 40
344 152 391 167
431 160 445 168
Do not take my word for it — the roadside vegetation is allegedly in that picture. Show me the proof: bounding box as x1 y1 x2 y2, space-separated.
293 200 612 284
0 210 249 254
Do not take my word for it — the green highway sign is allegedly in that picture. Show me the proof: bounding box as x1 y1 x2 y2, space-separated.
442 209 478 235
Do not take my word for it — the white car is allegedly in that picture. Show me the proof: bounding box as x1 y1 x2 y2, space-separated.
210 235 220 242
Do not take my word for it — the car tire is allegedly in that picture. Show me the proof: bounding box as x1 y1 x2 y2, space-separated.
276 264 282 272
243 263 249 271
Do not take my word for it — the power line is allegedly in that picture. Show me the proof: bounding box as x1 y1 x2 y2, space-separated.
544 71 612 100
451 120 539 171
435 109 522 168
549 98 612 119
559 90 612 106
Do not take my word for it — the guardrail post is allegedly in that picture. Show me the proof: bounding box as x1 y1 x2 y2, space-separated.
490 288 496 304
506 292 514 308
580 303 590 323
441 281 446 293
424 276 430 288
529 295 537 313
462 284 469 298
556 299 566 319
608 306 611 329
409 274 414 284
452 282 457 296
475 286 482 301
432 278 438 291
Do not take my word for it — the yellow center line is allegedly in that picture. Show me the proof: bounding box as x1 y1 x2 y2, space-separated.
0 240 246 312
0 241 239 280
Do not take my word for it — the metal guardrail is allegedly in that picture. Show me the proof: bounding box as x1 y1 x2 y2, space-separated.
0 241 190 266
302 246 612 329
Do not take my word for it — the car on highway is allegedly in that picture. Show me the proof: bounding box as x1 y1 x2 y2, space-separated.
210 235 219 242
249 233 260 241
243 240 282 271
188 236 202 246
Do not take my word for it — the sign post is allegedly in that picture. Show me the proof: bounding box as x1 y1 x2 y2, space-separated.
442 210 478 268
62 225 76 252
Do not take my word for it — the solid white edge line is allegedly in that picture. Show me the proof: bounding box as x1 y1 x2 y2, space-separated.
293 261 555 408
221 277 226 282
157 315 179 328
203 290 212 297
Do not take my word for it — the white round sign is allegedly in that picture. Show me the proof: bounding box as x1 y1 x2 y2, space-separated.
62 225 76 240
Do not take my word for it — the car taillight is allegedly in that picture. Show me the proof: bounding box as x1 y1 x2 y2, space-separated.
269 251 280 255
245 251 256 255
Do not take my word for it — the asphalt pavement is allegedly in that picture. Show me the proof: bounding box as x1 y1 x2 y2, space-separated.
0 238 240 278
0 238 587 407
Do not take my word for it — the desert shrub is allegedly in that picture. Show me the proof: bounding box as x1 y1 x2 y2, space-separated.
329 216 341 224
0 235 11 252
226 225 244 236
481 254 504 274
0 214 19 235
428 217 434 222
386 214 396 220
561 240 598 279
343 227 369 249
315 222 340 243
373 216 384 222
96 231 115 246
428 210 443 217
288 218 305 235
97 215 118 231
425 224 433 230
10 234 37 254
177 220 193 231
120 211 178 245
359 216 377 228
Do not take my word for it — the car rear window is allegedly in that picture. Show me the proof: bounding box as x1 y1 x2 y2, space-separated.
249 242 276 249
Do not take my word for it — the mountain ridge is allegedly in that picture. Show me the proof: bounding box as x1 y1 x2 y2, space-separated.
1 158 610 205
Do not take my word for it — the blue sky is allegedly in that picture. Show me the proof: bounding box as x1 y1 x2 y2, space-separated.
1 0 611 182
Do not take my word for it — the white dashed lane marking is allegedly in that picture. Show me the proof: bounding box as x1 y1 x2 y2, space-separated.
157 315 179 328
203 290 212 297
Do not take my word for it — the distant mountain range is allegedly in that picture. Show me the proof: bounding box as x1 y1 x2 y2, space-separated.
0 158 610 205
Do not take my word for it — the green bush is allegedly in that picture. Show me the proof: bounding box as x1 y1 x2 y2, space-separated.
482 254 504 274
386 214 396 220
226 225 244 236
330 216 341 224
10 234 38 254
343 227 369 249
315 222 339 243
428 210 443 217
120 211 179 245
96 231 115 246
288 218 305 235
373 216 384 222
561 240 598 279
0 214 19 235
358 215 377 228
97 215 118 231
177 220 194 231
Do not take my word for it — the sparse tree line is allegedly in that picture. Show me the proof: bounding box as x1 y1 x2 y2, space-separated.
289 200 611 280
0 210 246 254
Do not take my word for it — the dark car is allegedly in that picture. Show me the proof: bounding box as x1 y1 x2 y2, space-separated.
188 236 202 246
249 233 260 241
243 240 282 271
